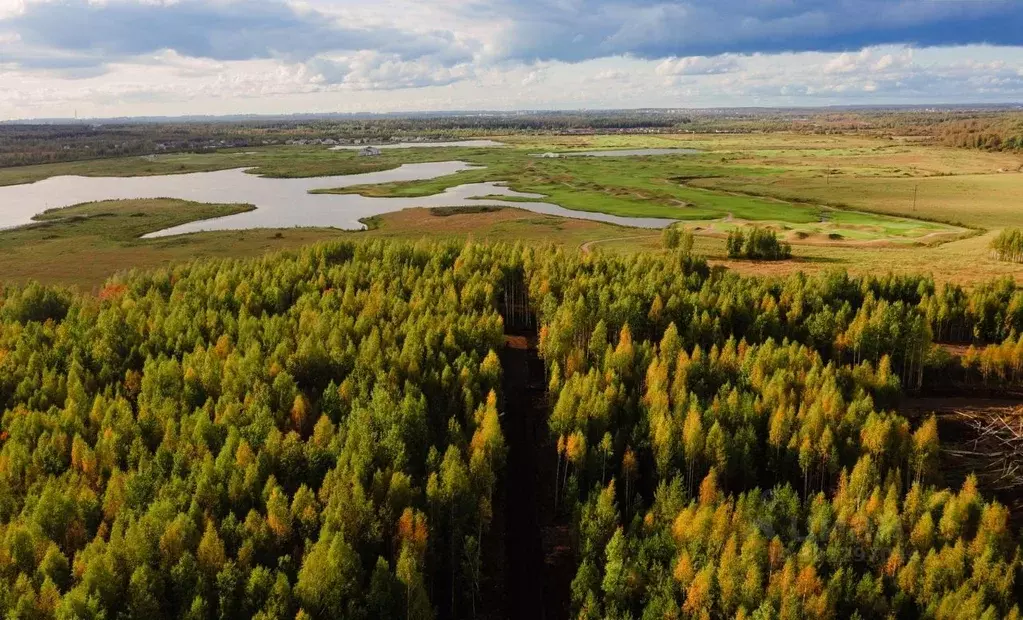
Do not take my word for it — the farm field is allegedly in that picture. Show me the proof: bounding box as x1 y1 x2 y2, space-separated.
0 132 1020 287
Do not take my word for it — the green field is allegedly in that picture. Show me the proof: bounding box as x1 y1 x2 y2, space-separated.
0 132 1021 287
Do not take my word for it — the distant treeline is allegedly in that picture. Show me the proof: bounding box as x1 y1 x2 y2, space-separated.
0 113 692 168
2 108 1020 169
680 109 1023 153
0 124 269 167
932 116 1023 152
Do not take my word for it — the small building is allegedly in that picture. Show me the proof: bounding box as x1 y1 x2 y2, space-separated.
358 146 382 157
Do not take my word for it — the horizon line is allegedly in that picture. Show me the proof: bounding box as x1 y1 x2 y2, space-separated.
3 102 1022 125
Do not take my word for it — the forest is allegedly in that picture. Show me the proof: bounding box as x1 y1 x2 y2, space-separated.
933 116 1023 152
1 239 1023 619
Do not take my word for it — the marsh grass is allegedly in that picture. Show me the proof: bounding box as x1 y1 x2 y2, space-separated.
1 133 1020 287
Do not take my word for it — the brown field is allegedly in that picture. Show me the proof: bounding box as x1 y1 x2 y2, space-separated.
593 228 1022 286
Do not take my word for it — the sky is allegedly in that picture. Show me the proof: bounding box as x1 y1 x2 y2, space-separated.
0 0 1022 120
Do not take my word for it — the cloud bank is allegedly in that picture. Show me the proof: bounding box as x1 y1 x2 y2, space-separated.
0 0 1022 118
479 0 1023 61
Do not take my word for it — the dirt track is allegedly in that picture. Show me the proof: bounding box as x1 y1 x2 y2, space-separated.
499 320 571 619
579 234 658 254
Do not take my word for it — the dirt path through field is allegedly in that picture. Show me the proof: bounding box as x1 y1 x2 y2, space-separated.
580 234 659 253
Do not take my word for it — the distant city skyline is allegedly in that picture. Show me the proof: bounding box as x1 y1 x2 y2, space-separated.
1 0 1022 120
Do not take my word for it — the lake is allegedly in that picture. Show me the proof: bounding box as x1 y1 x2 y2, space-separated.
329 140 506 150
534 148 701 157
0 162 677 237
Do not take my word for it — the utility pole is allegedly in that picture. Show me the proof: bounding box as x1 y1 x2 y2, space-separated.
913 184 918 212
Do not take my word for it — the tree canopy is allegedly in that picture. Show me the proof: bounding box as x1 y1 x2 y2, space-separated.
1 239 1021 618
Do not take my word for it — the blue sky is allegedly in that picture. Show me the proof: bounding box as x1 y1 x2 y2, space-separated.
0 0 1021 119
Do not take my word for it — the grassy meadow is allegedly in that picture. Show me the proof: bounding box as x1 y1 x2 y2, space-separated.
312 140 967 243
0 200 635 289
0 132 1020 287
592 229 1023 287
0 200 339 288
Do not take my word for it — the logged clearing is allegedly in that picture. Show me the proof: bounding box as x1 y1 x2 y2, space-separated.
901 398 1023 523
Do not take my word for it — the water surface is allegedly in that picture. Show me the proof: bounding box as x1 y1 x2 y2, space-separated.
0 162 676 236
535 148 700 157
330 140 506 150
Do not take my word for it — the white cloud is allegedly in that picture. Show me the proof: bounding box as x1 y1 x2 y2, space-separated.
1 16 1023 120
0 0 23 19
724 46 1023 102
820 48 915 76
520 69 545 86
307 51 474 90
656 55 742 78
594 69 626 80
873 54 895 71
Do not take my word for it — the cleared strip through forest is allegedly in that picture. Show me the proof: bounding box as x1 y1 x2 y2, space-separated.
499 271 571 619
